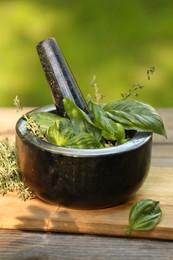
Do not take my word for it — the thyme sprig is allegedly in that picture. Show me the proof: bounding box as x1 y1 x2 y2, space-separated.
14 95 47 141
25 117 48 141
0 96 36 200
121 66 155 100
13 95 23 113
121 83 144 100
0 138 35 200
90 75 104 105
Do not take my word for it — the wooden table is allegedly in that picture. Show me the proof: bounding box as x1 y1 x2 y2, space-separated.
0 107 173 260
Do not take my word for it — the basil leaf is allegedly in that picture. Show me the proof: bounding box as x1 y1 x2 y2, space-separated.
63 97 101 140
66 132 101 149
104 99 167 137
88 99 126 144
27 112 63 132
47 119 73 146
125 199 162 234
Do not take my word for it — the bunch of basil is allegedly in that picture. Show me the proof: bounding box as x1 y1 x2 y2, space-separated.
27 97 166 149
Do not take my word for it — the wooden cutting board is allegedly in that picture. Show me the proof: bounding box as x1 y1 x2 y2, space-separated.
0 167 173 240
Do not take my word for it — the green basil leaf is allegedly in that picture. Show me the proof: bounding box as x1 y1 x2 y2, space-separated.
88 99 126 143
63 97 101 140
104 99 167 137
66 132 101 149
125 199 162 234
47 119 73 146
132 212 162 231
27 112 64 132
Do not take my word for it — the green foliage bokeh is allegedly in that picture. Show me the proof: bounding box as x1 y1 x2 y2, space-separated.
0 0 173 107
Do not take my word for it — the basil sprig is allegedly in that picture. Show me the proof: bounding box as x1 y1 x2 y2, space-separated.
104 99 167 137
87 98 127 145
125 199 162 234
26 96 166 149
63 97 101 141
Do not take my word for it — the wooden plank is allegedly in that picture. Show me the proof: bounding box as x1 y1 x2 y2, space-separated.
154 108 173 143
1 230 173 260
0 107 32 135
152 157 173 168
152 143 173 167
0 167 173 240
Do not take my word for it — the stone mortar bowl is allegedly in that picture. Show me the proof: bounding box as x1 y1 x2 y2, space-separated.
15 105 152 209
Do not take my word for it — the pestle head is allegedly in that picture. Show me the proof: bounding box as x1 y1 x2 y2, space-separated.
36 38 89 116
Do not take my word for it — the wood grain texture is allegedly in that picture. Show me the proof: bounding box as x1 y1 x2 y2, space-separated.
0 167 173 240
0 107 32 135
0 230 173 260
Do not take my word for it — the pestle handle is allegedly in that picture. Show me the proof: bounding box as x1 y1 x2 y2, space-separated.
36 38 89 116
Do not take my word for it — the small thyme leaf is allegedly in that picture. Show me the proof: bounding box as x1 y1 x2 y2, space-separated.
125 199 162 235
147 66 155 80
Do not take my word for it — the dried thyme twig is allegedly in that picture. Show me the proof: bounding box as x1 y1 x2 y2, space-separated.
0 137 35 201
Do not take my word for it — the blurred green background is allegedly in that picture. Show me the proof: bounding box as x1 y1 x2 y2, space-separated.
0 0 173 107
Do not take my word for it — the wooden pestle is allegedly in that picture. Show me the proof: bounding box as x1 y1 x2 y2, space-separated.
36 38 89 116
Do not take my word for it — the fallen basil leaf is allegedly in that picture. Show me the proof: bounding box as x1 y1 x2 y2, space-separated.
125 199 162 234
104 99 167 137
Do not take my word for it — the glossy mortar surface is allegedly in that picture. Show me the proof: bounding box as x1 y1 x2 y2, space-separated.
15 105 152 209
